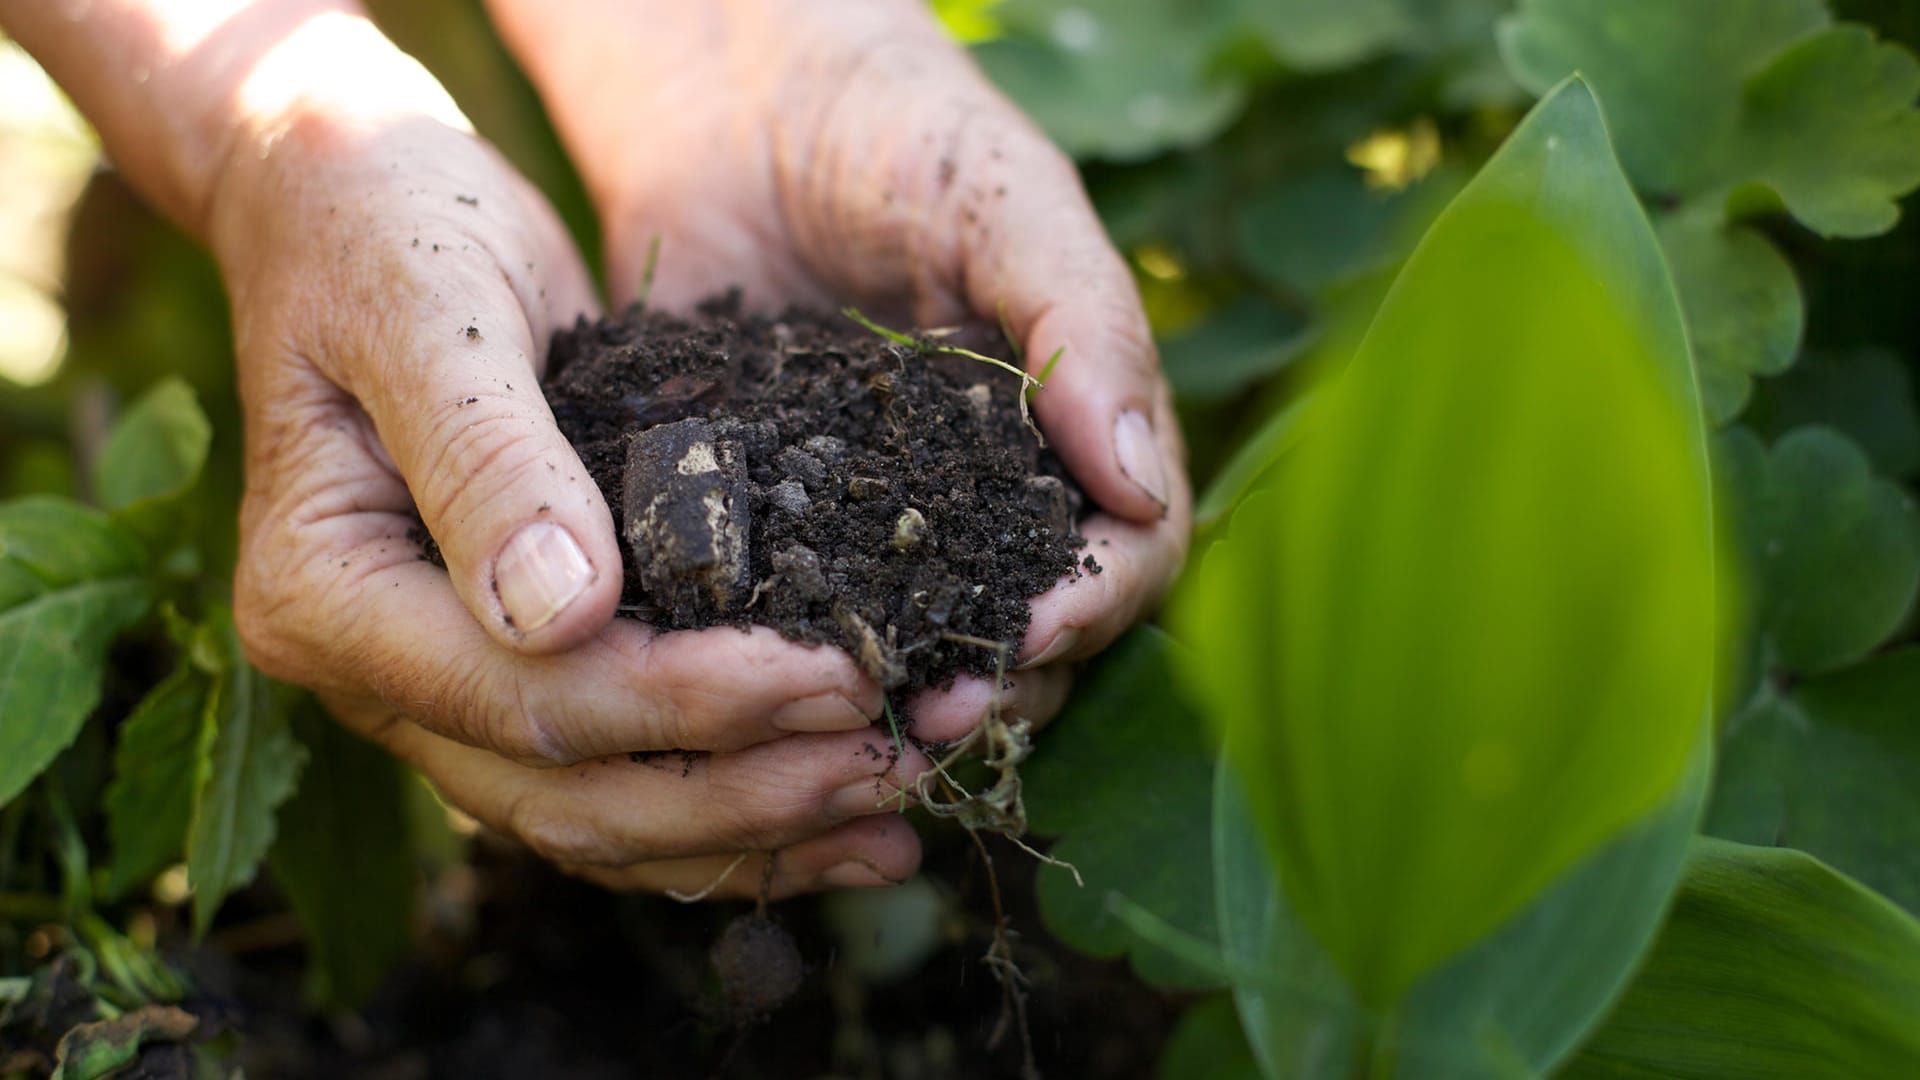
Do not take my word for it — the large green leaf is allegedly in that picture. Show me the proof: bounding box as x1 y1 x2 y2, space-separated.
1026 626 1221 989
1656 218 1803 424
102 666 212 899
90 377 211 513
186 609 308 936
1501 1 1920 236
270 700 415 1007
1175 79 1718 1006
1562 840 1920 1078
1707 648 1920 914
1215 739 1711 1079
0 497 152 807
1717 425 1920 676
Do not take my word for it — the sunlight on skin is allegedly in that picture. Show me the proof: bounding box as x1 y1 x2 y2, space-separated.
233 10 472 143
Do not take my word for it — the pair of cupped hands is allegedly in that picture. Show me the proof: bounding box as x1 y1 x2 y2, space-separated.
203 1 1188 898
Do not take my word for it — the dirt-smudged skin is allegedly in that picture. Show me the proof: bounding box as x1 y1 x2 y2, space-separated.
541 298 1086 706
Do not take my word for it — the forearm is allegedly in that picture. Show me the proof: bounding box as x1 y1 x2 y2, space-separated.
0 0 468 240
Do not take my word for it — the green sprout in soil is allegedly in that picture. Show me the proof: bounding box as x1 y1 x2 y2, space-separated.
634 234 663 313
842 307 1053 445
997 300 1065 405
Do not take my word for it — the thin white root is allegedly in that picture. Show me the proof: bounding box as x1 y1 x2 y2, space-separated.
666 851 751 903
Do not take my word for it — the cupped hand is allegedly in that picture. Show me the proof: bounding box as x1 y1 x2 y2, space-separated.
209 77 931 898
489 0 1194 738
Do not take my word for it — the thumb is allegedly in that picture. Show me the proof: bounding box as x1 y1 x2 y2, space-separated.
353 229 614 654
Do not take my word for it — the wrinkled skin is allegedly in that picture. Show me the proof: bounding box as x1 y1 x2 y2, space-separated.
208 0 1190 899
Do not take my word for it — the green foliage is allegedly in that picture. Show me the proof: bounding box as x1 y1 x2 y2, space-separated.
269 701 416 1008
50 1004 197 1080
1708 648 1920 913
1175 80 1718 1007
184 609 308 937
1025 627 1221 989
89 377 211 514
1746 349 1920 478
973 0 1248 161
1717 425 1920 676
0 498 151 807
1657 218 1804 423
1562 840 1920 1078
101 668 210 899
1154 994 1260 1080
1501 0 1920 237
1213 743 1710 1078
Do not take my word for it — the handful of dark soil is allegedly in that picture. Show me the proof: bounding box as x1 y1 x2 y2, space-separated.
539 299 1085 705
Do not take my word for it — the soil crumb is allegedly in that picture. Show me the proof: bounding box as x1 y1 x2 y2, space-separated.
535 297 1084 707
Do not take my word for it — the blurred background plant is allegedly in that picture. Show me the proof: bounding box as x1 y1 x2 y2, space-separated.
3 1 1919 1077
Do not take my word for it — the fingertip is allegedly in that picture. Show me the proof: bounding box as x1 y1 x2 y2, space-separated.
489 518 622 653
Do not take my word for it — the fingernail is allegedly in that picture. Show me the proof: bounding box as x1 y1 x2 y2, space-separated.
828 774 912 821
822 860 896 889
495 522 593 633
1017 627 1081 670
772 692 873 733
1114 409 1169 510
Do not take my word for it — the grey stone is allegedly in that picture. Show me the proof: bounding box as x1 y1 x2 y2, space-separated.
767 479 811 515
622 417 752 613
772 544 830 602
775 445 828 489
802 434 848 464
1023 475 1071 537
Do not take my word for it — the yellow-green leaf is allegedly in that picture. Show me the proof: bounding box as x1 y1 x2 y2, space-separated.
1175 79 1720 1006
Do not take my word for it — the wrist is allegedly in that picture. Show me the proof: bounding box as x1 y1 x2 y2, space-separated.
204 12 474 280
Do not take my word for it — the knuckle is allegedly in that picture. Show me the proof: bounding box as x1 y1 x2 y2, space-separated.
411 411 554 530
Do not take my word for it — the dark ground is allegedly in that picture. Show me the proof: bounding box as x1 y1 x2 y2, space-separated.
199 828 1182 1079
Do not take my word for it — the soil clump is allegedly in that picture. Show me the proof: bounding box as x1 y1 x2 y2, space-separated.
536 298 1085 705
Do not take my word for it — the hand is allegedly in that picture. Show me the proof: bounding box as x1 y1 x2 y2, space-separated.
209 19 937 899
488 0 1194 745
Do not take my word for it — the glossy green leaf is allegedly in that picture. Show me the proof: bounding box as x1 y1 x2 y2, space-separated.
973 0 1246 161
270 699 415 1007
186 608 308 936
1176 79 1718 1005
1717 425 1920 675
102 666 212 899
91 377 211 513
1657 218 1803 424
1746 348 1920 480
1215 738 1711 1078
1160 299 1311 404
1027 626 1221 989
1708 648 1920 914
1562 840 1920 1078
1501 1 1920 236
0 497 152 807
